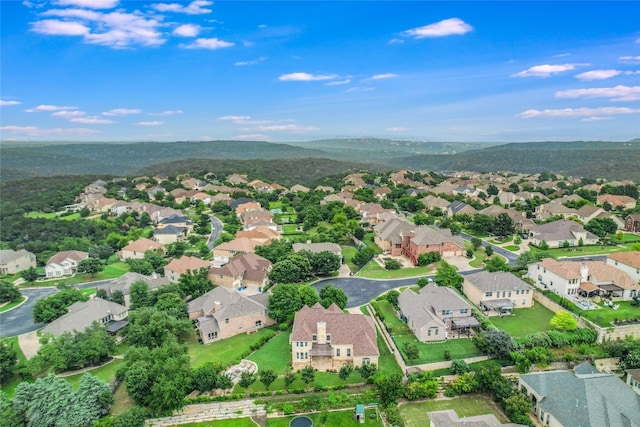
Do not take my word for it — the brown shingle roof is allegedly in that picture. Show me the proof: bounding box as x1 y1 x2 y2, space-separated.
608 251 640 269
209 253 271 283
164 256 210 275
46 250 88 266
121 238 164 253
537 258 639 290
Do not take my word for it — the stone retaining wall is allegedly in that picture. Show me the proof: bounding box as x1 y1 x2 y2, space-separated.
145 400 265 427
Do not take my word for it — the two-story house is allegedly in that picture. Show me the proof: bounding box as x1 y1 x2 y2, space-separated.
527 258 639 300
188 286 274 344
163 256 211 283
118 237 165 260
45 250 89 278
463 271 534 316
401 226 465 266
398 284 479 341
606 251 640 284
0 249 36 275
529 220 599 248
41 298 128 336
290 303 379 371
208 253 271 294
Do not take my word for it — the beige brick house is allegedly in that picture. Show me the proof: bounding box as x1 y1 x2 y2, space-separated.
164 256 211 283
463 271 533 316
0 249 36 275
290 303 379 371
188 286 274 344
208 253 271 294
118 237 165 260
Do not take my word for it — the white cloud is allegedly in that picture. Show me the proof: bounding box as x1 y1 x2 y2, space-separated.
345 87 375 93
325 79 351 86
575 69 621 80
0 125 99 137
231 134 270 141
135 121 163 126
25 104 78 112
102 108 141 116
279 72 337 81
31 19 89 35
71 116 115 124
151 0 212 15
388 38 404 44
581 116 612 122
218 115 251 122
149 110 183 116
369 73 397 80
619 56 640 61
386 127 408 132
54 0 119 9
51 110 86 118
0 100 21 106
255 124 318 133
181 38 234 50
518 106 640 118
173 24 200 37
513 63 585 77
403 18 473 39
234 56 267 66
555 85 640 101
553 53 571 58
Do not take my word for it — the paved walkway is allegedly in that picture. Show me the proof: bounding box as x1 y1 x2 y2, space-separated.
18 330 41 359
144 400 265 426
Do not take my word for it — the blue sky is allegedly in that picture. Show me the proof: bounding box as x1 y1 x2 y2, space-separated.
1 0 639 143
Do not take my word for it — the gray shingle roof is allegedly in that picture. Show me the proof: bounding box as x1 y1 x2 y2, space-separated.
465 271 532 293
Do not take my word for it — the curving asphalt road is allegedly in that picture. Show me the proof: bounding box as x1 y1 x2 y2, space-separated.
207 215 223 250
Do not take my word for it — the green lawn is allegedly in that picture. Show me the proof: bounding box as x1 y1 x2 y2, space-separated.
0 336 28 398
489 237 513 245
248 332 291 374
25 261 131 288
63 358 125 389
25 211 58 219
186 328 277 369
489 303 555 337
179 419 258 427
607 232 640 243
399 395 508 427
580 300 640 327
531 243 633 258
372 301 411 335
341 245 358 272
502 245 520 252
357 262 434 279
0 296 27 313
267 408 382 427
110 381 134 416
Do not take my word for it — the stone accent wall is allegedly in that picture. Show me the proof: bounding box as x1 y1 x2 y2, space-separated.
145 400 266 426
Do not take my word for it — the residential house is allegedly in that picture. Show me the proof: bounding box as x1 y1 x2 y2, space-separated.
0 249 36 275
41 298 128 337
241 208 274 227
212 237 259 266
527 258 640 300
293 241 343 262
226 173 248 185
235 226 281 244
529 220 599 248
421 195 451 210
625 214 640 232
463 271 534 316
147 186 167 199
401 226 465 266
315 185 335 193
118 238 165 260
373 187 392 200
290 303 379 371
188 286 274 344
157 214 194 233
428 410 526 427
45 250 88 278
208 253 271 294
358 203 395 225
153 225 187 245
446 201 477 217
626 369 640 396
518 362 640 427
248 179 270 192
398 284 479 341
210 193 233 205
597 194 637 210
607 251 640 284
290 184 310 193
534 201 576 220
190 192 212 205
452 185 478 197
497 191 518 205
95 272 170 307
235 201 261 216
164 256 211 283
374 216 414 256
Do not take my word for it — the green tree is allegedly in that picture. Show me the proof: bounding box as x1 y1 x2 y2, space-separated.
309 251 341 276
177 268 212 298
584 217 618 239
0 390 22 427
192 363 221 392
471 237 483 250
0 339 18 384
301 365 315 384
89 244 115 260
359 363 377 379
417 251 441 266
485 245 494 257
352 246 375 268
112 406 149 427
269 259 303 284
473 329 514 359
239 371 256 389
492 213 516 238
319 284 348 309
299 284 320 307
111 289 125 306
0 281 21 304
338 363 353 380
515 250 552 269
259 369 277 390
129 280 156 310
484 256 510 272
33 288 88 323
255 239 293 263
268 284 302 323
19 267 38 284
384 258 402 270
550 311 577 331
538 240 550 250
435 260 464 291
385 290 400 306
375 374 405 406
450 359 470 375
126 259 154 275
283 370 297 390
154 292 188 319
126 307 192 348
417 277 429 288
77 257 104 277
143 250 167 274
402 342 420 361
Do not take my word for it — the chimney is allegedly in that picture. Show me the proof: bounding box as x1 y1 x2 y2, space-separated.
214 301 221 312
307 240 312 245
580 264 588 282
317 321 327 344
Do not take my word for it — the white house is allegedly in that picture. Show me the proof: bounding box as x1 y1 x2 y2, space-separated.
607 251 640 284
45 250 89 278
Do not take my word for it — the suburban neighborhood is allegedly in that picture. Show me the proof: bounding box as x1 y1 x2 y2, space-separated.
2 167 640 427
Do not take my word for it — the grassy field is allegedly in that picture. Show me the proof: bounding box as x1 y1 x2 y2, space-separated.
607 232 640 243
63 358 125 389
25 261 131 288
399 395 508 427
0 336 28 398
533 243 635 258
111 381 134 416
357 261 434 280
186 328 277 369
502 245 520 252
266 408 382 427
248 332 291 374
0 296 27 313
580 300 640 327
489 303 555 337
25 211 58 219
179 419 258 427
341 245 358 272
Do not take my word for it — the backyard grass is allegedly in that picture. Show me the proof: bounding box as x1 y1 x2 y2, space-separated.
607 232 640 243
178 419 258 427
63 358 125 389
186 328 277 369
25 261 131 288
489 303 555 337
502 245 520 252
110 381 134 416
399 394 508 427
79 288 96 298
357 261 434 280
580 300 640 327
25 211 58 219
0 336 28 398
531 243 633 258
248 332 291 374
341 244 358 271
266 408 382 427
0 296 27 313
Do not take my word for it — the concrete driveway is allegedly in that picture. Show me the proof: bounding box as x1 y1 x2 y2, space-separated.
18 330 41 359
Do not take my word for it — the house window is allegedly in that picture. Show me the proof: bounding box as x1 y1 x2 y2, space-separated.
363 358 371 365
296 352 299 360
305 353 308 359
225 319 229 324
516 290 520 295
442 310 453 316
255 320 262 327
526 290 530 294
312 334 317 341
508 291 512 297
238 325 243 330
207 332 218 340
522 299 526 305
486 291 493 297
336 348 341 357
460 309 469 314
347 348 351 357
326 334 331 341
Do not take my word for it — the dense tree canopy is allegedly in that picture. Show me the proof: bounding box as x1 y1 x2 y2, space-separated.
33 288 88 323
